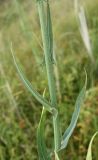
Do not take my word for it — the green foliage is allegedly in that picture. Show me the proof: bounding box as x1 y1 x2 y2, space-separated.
0 0 98 159
86 132 98 160
37 108 51 160
11 47 53 113
60 74 87 150
46 0 54 63
12 0 87 159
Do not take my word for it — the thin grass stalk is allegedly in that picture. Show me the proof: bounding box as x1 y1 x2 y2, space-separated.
37 0 61 156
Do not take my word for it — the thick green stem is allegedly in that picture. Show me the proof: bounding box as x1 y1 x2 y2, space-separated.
37 0 61 155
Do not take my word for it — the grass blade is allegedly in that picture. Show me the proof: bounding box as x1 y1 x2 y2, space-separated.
37 89 51 160
37 0 61 152
11 46 53 113
55 152 60 160
86 132 98 160
37 107 51 160
60 73 87 150
79 7 94 61
47 0 54 62
75 0 94 63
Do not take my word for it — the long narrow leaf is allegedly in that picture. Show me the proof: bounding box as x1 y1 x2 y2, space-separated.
55 152 60 160
78 7 94 62
86 132 98 160
37 108 51 160
75 0 94 63
47 0 54 62
60 74 87 150
37 89 51 160
11 46 53 113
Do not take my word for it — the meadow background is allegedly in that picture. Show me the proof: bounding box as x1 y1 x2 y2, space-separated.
0 0 98 159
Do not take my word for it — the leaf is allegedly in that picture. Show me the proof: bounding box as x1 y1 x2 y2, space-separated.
86 132 98 160
37 108 51 160
59 74 87 151
46 0 54 62
79 7 94 61
37 89 51 160
55 152 60 160
75 0 94 63
11 46 53 113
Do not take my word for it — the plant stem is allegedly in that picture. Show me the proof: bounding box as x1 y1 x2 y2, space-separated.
37 0 61 156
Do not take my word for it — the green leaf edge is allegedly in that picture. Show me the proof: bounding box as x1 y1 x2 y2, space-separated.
59 73 87 151
86 131 98 160
11 45 53 113
37 108 51 160
47 0 54 62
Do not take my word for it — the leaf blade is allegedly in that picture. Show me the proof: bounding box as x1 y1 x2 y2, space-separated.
11 46 53 113
86 132 98 160
75 0 94 63
37 108 51 160
47 0 54 62
60 74 87 150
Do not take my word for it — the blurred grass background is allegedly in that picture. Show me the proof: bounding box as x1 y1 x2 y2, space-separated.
0 0 98 159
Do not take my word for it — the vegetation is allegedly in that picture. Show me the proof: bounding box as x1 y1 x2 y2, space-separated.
0 0 98 159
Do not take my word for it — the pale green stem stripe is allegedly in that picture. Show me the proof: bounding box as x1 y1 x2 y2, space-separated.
37 0 61 154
